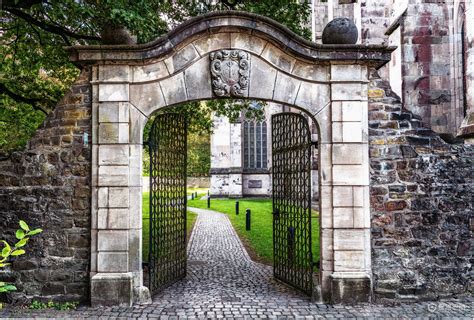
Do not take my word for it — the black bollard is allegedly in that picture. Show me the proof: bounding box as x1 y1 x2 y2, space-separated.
195 191 198 198
246 209 251 231
191 193 194 200
207 196 211 208
235 201 239 215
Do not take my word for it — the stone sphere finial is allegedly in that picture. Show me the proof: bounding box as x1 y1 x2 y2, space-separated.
100 25 137 45
322 18 358 45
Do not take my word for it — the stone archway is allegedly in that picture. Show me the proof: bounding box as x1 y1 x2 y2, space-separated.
67 11 394 306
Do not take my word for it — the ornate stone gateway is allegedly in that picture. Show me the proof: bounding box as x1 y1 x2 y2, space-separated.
148 113 187 294
272 113 313 295
70 11 394 306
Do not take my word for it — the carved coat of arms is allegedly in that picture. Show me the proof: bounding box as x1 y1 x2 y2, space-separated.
210 50 249 97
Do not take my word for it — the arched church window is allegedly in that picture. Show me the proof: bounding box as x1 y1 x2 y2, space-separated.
461 20 467 117
243 102 267 170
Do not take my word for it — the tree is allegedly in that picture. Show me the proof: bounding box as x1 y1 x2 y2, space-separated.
1 0 311 154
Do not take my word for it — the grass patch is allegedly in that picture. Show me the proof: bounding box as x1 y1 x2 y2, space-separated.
142 192 197 262
187 197 320 266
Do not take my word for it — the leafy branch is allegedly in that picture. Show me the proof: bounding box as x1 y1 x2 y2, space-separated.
2 5 101 44
0 220 43 293
0 83 48 115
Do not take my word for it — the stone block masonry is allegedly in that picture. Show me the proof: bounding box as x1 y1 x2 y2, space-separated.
368 71 473 302
0 68 92 304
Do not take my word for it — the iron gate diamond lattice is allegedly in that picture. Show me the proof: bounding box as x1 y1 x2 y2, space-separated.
272 112 313 295
149 113 187 295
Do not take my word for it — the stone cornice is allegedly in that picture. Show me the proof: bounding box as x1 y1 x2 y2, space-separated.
66 11 396 69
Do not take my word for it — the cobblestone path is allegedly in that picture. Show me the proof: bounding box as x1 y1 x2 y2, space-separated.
1 207 473 319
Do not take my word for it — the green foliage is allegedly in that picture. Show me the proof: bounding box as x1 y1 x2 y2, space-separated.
187 131 210 177
0 220 42 293
29 300 78 311
1 1 311 154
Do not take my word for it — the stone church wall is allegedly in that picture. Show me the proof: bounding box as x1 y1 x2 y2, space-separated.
0 69 92 304
368 72 473 302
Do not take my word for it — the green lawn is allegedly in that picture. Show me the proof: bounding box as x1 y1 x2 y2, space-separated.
187 197 320 266
142 191 320 267
142 191 197 262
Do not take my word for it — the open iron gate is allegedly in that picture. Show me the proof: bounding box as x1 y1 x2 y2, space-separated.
148 113 187 295
272 112 313 295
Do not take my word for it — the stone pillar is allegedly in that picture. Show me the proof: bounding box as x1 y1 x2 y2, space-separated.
228 120 243 198
90 65 149 307
328 64 371 304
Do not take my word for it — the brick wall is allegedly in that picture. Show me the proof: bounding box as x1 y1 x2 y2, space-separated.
368 71 473 302
0 68 92 304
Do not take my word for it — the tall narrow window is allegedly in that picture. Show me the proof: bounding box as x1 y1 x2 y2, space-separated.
461 21 467 117
243 120 267 170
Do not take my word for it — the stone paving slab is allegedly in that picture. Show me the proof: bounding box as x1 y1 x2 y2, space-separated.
1 207 473 319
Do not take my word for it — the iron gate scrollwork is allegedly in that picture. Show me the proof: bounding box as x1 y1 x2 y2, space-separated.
149 113 187 295
272 112 313 295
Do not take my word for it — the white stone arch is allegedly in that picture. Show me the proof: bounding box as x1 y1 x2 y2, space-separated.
69 11 394 306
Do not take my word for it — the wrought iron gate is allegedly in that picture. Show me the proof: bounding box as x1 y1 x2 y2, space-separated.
272 112 313 295
149 113 187 295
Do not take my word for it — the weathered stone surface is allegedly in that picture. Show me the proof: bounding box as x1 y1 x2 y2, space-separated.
98 123 129 144
248 56 277 100
132 61 168 83
331 65 365 82
332 83 368 101
90 273 133 307
292 62 328 82
193 33 230 56
273 71 301 105
97 253 128 273
322 18 359 45
98 102 129 123
0 68 92 304
184 57 212 100
129 82 166 117
330 274 371 304
98 145 129 166
159 72 187 106
230 33 267 56
98 84 129 102
260 43 295 73
369 75 474 303
98 65 130 82
164 44 199 75
334 230 366 250
295 82 330 115
98 230 128 251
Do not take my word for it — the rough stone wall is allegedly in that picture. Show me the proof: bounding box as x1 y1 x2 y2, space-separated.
0 68 92 303
368 72 473 302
